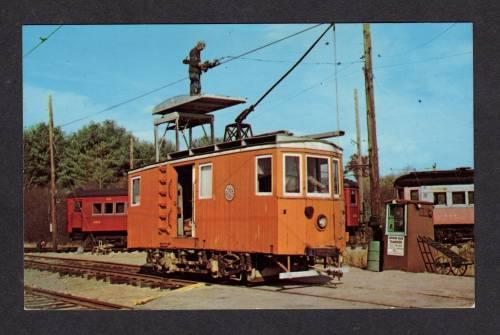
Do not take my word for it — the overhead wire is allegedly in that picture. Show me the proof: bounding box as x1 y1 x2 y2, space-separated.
58 23 326 129
24 25 63 59
217 23 324 66
380 23 457 58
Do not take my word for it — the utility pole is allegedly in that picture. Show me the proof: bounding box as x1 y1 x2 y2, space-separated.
354 88 365 223
362 23 381 229
48 95 58 251
129 136 134 170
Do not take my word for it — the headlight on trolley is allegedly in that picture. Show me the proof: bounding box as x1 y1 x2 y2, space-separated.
316 214 328 230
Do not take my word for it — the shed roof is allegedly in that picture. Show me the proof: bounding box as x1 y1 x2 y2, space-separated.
152 94 246 116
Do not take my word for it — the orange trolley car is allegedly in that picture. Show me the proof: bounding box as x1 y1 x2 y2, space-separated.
127 95 347 282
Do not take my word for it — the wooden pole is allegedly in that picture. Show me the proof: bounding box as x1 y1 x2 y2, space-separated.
48 95 57 251
362 23 381 228
354 88 365 223
129 136 134 169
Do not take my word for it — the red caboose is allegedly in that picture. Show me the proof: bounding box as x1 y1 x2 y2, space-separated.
343 179 360 230
66 189 128 246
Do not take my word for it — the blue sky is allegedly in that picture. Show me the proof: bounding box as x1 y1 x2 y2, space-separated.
22 23 473 176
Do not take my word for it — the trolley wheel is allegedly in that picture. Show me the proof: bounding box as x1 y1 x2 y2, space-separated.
451 263 468 276
434 256 451 275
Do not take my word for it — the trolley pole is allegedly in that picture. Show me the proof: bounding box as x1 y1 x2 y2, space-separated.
129 136 134 170
354 88 365 223
48 95 58 251
362 23 381 229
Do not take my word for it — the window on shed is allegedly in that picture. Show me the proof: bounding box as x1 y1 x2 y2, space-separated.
199 164 213 199
433 192 447 205
92 203 102 215
332 158 340 196
256 156 272 194
307 157 330 194
104 202 114 214
468 191 474 205
452 192 466 205
115 202 126 214
74 200 82 212
131 177 141 206
284 155 300 194
410 190 419 201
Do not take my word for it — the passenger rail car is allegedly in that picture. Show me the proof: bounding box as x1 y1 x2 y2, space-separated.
127 133 347 282
343 179 360 232
66 189 128 246
394 168 474 243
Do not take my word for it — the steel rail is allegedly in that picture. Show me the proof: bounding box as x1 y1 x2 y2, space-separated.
24 285 133 310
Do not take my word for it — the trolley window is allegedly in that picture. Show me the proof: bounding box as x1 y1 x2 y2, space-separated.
92 203 102 215
115 202 126 214
350 189 357 205
433 192 447 205
410 189 419 201
131 177 141 206
306 156 330 196
452 191 466 205
256 156 272 195
199 163 213 199
332 158 341 197
283 154 301 195
468 191 474 205
104 202 114 214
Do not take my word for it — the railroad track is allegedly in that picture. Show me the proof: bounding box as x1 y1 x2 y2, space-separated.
24 254 196 290
24 285 132 310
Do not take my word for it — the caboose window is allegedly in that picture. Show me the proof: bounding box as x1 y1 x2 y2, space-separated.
104 202 114 214
131 177 141 206
199 163 213 199
115 202 126 214
433 192 447 205
74 200 82 212
92 203 102 215
284 154 301 195
306 156 330 196
256 156 272 195
452 192 466 205
332 158 341 197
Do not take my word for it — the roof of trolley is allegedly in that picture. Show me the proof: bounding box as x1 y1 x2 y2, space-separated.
394 167 474 187
129 131 343 174
152 94 247 116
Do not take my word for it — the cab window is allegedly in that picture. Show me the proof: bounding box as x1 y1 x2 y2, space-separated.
256 156 272 195
306 156 330 195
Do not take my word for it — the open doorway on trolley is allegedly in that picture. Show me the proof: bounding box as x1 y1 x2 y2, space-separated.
175 164 194 237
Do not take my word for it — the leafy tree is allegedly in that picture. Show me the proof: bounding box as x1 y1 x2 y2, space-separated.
133 139 156 169
67 120 131 189
23 123 65 190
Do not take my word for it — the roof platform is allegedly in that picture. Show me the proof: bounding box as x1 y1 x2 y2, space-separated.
153 94 247 161
152 94 246 116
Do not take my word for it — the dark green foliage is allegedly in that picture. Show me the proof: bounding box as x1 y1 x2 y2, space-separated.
23 120 165 192
23 123 65 189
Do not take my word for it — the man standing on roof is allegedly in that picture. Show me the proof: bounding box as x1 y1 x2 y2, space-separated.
183 41 219 96
187 41 206 96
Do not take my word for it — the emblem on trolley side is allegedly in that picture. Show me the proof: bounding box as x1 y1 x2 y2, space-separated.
224 184 235 201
